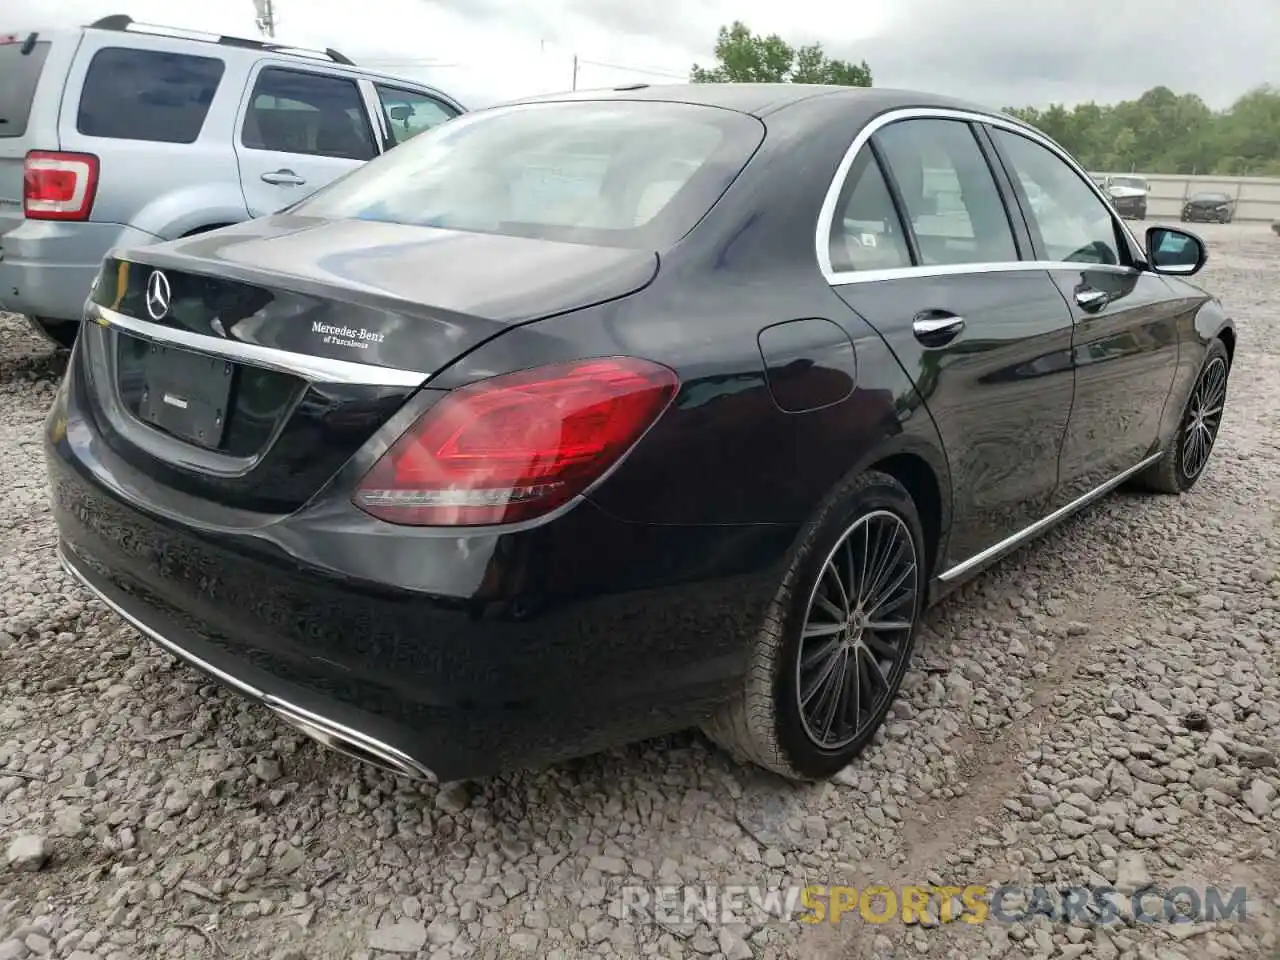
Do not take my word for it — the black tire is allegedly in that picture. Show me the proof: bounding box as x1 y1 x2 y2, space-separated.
1134 339 1230 495
28 317 79 350
702 470 926 781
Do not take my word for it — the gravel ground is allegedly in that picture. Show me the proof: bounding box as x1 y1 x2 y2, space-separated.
2 221 1278 960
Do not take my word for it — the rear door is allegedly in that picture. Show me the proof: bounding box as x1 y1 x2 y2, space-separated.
984 125 1181 506
234 63 379 216
825 114 1077 571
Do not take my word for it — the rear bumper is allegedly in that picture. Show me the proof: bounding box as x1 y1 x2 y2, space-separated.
0 220 159 321
46 381 790 781
58 544 436 780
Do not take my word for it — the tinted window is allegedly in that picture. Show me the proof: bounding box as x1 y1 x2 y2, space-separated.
0 39 51 138
992 129 1123 265
875 118 1018 266
77 48 224 143
375 85 459 146
290 101 764 249
828 148 912 273
242 68 376 161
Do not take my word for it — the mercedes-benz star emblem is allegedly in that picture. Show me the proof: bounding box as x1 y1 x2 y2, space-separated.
145 270 171 321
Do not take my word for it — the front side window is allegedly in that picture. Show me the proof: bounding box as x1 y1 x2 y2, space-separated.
290 101 764 249
874 118 1018 266
242 68 377 161
77 47 224 144
374 85 459 146
992 128 1123 265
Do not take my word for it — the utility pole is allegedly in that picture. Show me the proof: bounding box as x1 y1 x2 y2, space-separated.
572 54 578 90
253 0 276 38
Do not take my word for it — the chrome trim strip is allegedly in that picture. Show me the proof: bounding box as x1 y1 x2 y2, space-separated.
825 260 1138 286
815 105 1145 286
91 305 429 388
937 452 1162 582
58 544 436 782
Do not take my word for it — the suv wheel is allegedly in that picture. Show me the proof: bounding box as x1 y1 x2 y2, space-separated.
28 317 79 351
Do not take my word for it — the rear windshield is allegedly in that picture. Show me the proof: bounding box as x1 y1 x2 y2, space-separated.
289 100 765 249
1192 192 1229 201
1111 177 1147 190
0 38 51 138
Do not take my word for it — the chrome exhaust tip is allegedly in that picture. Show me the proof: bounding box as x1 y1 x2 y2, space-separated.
265 699 437 783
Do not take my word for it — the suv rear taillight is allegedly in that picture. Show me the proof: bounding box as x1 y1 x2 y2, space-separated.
354 357 679 526
24 151 100 221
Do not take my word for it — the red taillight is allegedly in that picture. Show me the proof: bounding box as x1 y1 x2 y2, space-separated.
354 357 679 526
24 151 100 221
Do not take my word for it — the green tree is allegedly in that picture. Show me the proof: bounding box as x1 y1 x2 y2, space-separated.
1007 84 1280 176
691 21 872 87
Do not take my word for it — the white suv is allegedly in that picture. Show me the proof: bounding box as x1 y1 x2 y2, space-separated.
0 14 466 347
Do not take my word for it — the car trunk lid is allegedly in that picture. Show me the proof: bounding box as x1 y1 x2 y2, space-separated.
76 215 658 515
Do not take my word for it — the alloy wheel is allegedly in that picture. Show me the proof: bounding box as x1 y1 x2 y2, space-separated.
795 510 918 750
1180 356 1227 481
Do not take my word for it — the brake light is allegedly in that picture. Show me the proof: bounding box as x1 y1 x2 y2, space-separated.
354 357 679 526
24 151 100 221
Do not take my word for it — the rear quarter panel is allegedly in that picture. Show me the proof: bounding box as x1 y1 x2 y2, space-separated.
58 32 249 234
427 96 953 536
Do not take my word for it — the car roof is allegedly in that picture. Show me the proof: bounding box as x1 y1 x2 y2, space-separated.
509 83 1010 121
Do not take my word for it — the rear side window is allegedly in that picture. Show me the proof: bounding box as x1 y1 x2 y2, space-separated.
77 47 224 143
289 100 764 249
875 118 1018 266
242 68 377 161
0 39 51 138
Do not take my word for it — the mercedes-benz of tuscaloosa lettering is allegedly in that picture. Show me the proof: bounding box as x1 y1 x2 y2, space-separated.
46 87 1236 785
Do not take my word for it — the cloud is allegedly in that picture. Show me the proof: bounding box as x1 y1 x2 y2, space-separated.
3 0 1274 109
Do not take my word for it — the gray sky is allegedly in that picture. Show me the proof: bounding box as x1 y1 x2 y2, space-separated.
6 0 1277 110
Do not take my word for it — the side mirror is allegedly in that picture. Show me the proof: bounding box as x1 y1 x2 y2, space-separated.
388 104 414 122
1146 226 1207 276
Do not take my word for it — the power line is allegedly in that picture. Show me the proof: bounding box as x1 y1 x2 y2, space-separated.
574 58 687 81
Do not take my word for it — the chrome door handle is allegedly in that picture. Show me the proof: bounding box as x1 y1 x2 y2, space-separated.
1074 288 1110 312
261 169 306 186
912 312 965 346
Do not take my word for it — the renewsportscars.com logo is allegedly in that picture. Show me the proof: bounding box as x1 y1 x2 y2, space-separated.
615 883 1250 927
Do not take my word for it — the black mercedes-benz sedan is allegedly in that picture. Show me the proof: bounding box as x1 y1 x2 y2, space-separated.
46 84 1235 784
1182 191 1236 224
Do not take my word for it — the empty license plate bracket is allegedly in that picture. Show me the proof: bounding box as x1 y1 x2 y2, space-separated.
137 344 234 449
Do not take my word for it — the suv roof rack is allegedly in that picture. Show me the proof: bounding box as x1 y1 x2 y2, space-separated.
85 15 356 66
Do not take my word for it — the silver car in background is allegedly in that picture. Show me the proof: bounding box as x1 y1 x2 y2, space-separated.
0 15 465 347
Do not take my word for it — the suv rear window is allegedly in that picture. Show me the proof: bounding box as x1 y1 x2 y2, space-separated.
290 100 765 249
0 38 51 138
77 47 225 144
